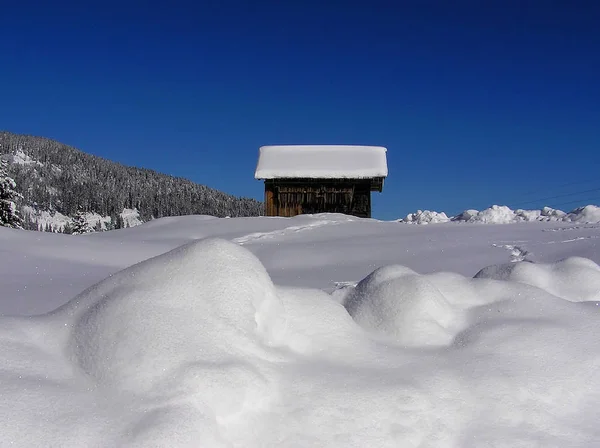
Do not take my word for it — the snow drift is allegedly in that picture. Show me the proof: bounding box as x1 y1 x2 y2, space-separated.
474 256 600 302
1 236 600 446
400 204 600 224
565 204 600 223
400 210 450 224
61 238 286 393
1 238 289 446
342 265 458 346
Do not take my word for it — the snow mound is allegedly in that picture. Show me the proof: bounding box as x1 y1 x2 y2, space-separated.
341 256 600 346
1 237 295 446
60 238 285 394
474 257 600 302
343 265 459 346
541 206 567 220
399 204 600 224
515 208 542 221
452 208 479 221
469 205 523 224
565 205 600 223
400 209 450 224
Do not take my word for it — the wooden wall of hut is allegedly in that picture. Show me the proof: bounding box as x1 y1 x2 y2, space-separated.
264 178 374 218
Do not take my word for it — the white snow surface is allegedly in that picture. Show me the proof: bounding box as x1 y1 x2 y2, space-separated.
400 204 600 224
1 213 600 447
254 145 388 179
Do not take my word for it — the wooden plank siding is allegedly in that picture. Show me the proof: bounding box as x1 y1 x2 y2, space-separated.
263 178 383 218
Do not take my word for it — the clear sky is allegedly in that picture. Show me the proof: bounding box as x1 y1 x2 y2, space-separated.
1 0 599 220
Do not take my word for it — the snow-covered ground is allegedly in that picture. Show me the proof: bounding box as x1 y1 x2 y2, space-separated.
1 212 599 447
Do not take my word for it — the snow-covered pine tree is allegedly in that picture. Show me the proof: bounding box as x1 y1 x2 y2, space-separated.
114 214 124 229
0 159 23 229
0 132 263 223
62 222 73 234
71 209 93 235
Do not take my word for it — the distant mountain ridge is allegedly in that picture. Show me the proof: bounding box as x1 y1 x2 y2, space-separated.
0 131 262 231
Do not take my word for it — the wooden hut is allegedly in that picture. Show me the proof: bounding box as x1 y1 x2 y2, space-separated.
254 145 388 218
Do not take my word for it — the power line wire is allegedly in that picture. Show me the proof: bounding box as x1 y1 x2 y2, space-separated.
517 178 598 198
510 187 600 207
552 196 600 208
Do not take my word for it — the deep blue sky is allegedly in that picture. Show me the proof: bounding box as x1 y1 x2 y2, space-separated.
1 0 599 220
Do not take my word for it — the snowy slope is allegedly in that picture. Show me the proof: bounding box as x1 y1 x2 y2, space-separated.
4 213 599 315
1 131 263 232
0 214 599 447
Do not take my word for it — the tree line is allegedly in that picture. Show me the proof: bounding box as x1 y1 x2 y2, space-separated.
0 131 263 231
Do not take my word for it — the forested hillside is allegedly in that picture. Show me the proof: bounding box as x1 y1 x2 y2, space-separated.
0 132 262 231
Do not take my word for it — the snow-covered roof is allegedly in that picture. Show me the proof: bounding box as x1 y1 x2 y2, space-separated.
254 145 388 180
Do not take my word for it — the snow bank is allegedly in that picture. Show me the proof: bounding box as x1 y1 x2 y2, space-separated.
399 209 450 224
1 237 600 446
474 205 519 224
1 238 288 446
458 205 571 224
400 204 600 224
341 256 600 345
540 205 567 219
343 265 458 346
474 256 600 302
61 238 286 394
452 208 479 221
565 205 600 223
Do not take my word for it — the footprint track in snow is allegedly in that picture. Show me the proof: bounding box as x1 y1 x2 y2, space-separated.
542 224 600 232
233 220 340 245
543 235 600 244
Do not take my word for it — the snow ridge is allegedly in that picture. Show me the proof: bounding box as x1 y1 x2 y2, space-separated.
400 204 600 224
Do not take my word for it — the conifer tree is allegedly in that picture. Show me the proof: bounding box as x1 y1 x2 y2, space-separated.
0 159 23 229
0 131 264 228
71 210 93 235
62 222 73 234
